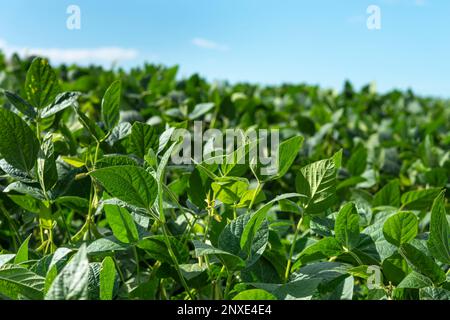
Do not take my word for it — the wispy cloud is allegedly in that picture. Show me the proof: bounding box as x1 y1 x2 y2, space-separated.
192 37 229 51
0 39 139 64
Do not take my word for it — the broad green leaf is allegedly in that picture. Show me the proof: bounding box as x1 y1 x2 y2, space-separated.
14 234 32 264
129 122 159 159
3 90 37 118
99 257 116 300
240 193 305 251
397 271 433 289
73 106 105 142
25 57 60 109
420 287 450 300
187 166 213 209
104 204 139 244
219 213 269 267
4 181 45 201
399 243 446 284
383 211 418 247
55 196 89 212
137 235 189 265
101 80 121 131
427 191 450 264
106 122 132 146
400 188 442 211
0 108 39 173
192 240 245 270
37 134 58 191
40 91 80 118
8 194 40 213
0 265 45 300
0 255 15 268
296 155 338 214
233 289 277 300
265 135 304 181
334 202 360 250
188 102 215 120
292 237 343 271
95 155 138 168
347 146 367 176
0 159 35 183
211 178 249 204
90 165 158 210
45 245 90 300
86 237 128 256
372 180 400 207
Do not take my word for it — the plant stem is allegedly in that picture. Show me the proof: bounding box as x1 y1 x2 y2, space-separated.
223 272 234 299
133 246 141 283
248 181 262 210
284 215 303 282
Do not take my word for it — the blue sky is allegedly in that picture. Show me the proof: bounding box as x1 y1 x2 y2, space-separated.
0 0 449 97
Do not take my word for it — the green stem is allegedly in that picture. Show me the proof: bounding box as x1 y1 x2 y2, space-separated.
133 246 140 283
284 215 303 282
348 249 364 266
223 272 234 299
248 181 262 211
161 224 195 300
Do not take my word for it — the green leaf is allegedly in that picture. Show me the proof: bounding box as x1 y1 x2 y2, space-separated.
240 193 305 251
95 155 138 168
293 237 343 271
188 102 215 120
265 135 303 181
104 204 139 244
211 178 249 205
129 122 159 159
3 90 37 119
383 211 418 247
86 237 128 256
399 243 446 284
192 240 245 270
397 271 433 289
295 155 338 214
37 134 58 191
90 165 158 210
101 80 121 131
40 91 80 118
0 265 45 300
25 57 60 109
137 235 189 265
73 106 105 142
99 257 116 300
335 202 360 250
372 180 400 207
347 146 367 176
219 213 269 267
45 245 90 300
400 188 442 210
14 234 32 264
420 287 450 300
233 289 277 300
0 108 39 173
427 191 450 264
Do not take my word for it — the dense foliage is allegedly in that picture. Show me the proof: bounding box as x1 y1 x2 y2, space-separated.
0 52 449 300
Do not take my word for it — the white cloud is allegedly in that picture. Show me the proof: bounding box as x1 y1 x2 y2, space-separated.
0 39 139 64
192 38 229 51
